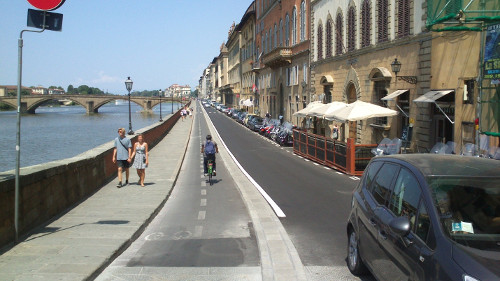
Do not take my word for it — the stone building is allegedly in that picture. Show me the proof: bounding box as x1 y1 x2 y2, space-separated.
255 0 310 122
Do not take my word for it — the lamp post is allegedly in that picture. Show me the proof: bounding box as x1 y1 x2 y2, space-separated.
125 77 134 135
171 94 174 115
158 89 163 122
391 58 418 84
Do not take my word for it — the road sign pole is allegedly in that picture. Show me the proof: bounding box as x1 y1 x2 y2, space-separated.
15 14 46 243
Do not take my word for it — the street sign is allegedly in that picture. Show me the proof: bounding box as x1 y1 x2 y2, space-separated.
27 9 63 31
27 0 66 11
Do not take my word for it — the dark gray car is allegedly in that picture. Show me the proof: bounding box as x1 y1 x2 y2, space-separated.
347 154 500 281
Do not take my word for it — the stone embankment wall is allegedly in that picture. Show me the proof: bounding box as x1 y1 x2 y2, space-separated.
0 105 186 249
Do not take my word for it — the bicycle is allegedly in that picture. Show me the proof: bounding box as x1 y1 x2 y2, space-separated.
207 159 214 186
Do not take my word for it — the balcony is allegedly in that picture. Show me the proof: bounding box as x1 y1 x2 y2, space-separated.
262 47 292 68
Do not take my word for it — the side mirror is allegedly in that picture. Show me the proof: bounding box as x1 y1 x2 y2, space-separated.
389 216 411 237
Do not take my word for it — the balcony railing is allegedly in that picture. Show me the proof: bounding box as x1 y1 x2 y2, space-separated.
262 47 292 68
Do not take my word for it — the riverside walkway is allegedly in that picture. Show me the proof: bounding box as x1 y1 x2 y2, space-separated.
0 106 306 280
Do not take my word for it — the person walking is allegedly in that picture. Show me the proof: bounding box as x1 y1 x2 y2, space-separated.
112 128 132 188
131 134 149 187
181 107 187 121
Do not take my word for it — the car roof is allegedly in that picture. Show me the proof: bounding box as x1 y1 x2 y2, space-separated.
377 154 500 178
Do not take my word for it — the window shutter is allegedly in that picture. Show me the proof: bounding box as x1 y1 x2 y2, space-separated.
348 7 356 51
326 19 333 58
336 14 344 55
378 0 388 43
317 24 323 60
361 0 371 47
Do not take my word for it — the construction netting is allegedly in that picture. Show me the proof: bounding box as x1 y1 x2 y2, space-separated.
426 0 500 31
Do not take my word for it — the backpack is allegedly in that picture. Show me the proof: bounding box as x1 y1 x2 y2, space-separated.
204 141 216 154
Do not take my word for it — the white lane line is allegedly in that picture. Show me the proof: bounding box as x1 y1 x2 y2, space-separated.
304 159 310 162
201 181 206 187
324 167 330 170
194 226 203 237
204 109 286 218
200 174 204 179
201 189 206 196
200 198 207 207
350 176 360 181
313 163 319 166
198 211 206 220
336 172 343 175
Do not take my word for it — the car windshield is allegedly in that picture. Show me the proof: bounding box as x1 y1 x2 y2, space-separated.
428 176 500 251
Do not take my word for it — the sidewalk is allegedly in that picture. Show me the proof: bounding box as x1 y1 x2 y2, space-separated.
0 115 193 281
0 104 308 281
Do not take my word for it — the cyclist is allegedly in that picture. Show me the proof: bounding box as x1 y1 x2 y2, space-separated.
201 134 218 176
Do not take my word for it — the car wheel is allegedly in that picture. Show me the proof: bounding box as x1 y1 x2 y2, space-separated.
347 229 368 276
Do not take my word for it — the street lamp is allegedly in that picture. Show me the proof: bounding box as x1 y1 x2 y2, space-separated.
171 93 174 115
391 58 418 84
125 77 134 135
158 89 163 122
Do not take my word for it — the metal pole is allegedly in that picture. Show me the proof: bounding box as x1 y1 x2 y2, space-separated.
159 90 163 122
171 96 173 114
15 16 46 242
127 90 133 134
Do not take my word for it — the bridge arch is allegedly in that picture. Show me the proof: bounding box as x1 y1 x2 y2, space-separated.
27 97 87 114
92 97 146 113
0 99 17 110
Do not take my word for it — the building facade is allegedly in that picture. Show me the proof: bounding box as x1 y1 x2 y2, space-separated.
255 0 310 122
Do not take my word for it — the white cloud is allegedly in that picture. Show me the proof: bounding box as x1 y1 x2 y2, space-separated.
91 71 121 84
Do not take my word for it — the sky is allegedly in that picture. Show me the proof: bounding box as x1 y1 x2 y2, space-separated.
0 1 252 95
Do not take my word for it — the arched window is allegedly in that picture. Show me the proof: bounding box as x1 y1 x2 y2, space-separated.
361 0 371 47
398 0 410 38
347 6 356 51
279 19 283 46
285 14 290 46
292 7 297 45
300 1 306 42
378 0 388 42
335 13 344 55
326 19 333 58
274 24 278 48
264 31 268 54
269 28 272 51
317 23 323 60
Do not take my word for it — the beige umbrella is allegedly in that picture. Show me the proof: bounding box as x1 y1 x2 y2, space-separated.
307 101 347 118
293 101 323 117
324 100 398 122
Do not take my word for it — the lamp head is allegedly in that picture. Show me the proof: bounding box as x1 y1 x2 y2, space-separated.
125 77 133 92
391 58 401 75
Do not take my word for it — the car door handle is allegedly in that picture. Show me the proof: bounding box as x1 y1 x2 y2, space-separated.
379 230 387 240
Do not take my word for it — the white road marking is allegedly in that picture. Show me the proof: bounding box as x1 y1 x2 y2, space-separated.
194 226 203 237
350 176 360 181
324 167 330 170
313 163 319 166
336 172 343 175
201 181 206 187
203 108 286 218
200 198 207 207
198 211 206 220
201 189 206 196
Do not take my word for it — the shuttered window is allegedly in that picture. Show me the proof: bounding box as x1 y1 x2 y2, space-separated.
326 19 333 58
378 0 388 43
317 24 323 60
397 0 410 38
285 14 290 46
335 13 344 55
361 0 371 48
347 7 356 51
300 1 306 41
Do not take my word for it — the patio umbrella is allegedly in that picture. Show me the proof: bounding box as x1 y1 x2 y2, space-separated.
242 99 254 107
293 101 323 117
324 100 398 122
307 101 347 118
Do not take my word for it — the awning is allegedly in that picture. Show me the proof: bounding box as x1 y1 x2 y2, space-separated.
382 90 410 118
413 90 453 103
414 90 455 124
381 90 409 101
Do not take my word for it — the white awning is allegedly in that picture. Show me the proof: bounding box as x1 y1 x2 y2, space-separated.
413 90 454 103
414 90 455 124
381 90 409 101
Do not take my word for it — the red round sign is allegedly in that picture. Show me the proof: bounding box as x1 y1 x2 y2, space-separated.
27 0 66 11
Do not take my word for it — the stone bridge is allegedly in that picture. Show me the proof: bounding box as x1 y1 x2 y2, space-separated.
0 95 184 114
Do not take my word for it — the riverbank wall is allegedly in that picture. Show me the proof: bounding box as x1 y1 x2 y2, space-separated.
0 104 187 249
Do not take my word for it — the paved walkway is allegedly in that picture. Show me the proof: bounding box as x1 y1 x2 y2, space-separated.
0 105 307 281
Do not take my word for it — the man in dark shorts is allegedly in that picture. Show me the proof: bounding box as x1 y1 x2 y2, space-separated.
112 128 132 188
201 134 218 176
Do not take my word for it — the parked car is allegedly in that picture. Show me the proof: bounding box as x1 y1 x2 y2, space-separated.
248 116 264 131
243 114 257 127
347 154 500 281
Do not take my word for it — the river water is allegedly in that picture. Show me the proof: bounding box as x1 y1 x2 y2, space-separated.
0 101 181 173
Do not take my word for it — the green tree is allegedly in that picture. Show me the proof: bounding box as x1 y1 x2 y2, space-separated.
67 85 74 94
